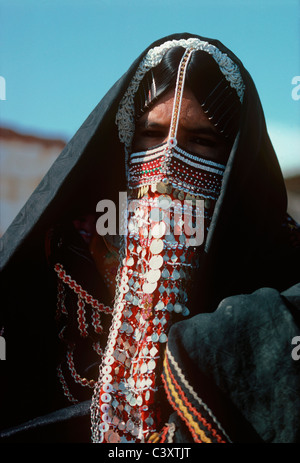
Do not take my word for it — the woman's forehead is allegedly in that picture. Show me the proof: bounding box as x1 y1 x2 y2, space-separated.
136 88 216 132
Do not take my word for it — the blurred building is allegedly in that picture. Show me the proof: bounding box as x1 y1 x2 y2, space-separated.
0 126 299 237
0 127 66 236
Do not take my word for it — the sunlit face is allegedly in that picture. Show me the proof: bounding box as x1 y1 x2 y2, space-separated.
133 87 231 164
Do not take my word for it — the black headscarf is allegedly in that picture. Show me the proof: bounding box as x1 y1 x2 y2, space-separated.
0 33 299 442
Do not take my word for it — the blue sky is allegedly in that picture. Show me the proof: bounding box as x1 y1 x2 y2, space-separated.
0 0 299 175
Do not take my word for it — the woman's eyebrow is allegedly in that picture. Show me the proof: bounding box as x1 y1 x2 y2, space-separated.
135 120 223 140
135 120 167 130
185 126 221 138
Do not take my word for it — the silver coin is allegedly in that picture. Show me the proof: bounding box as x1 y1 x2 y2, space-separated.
102 365 112 375
145 401 152 413
126 324 134 334
119 322 127 332
136 396 143 406
141 363 147 374
165 233 175 243
112 415 120 426
106 346 115 357
127 377 135 387
150 238 164 255
132 295 140 305
143 346 149 355
126 419 134 431
179 234 186 244
121 275 129 284
147 269 161 283
120 284 129 293
149 254 164 270
149 208 164 222
118 352 126 364
166 303 174 312
148 359 156 370
159 333 168 343
151 221 166 239
103 382 113 393
134 329 141 341
151 332 159 342
142 281 157 294
156 182 167 194
109 432 121 443
118 421 126 431
161 268 170 278
128 277 135 287
174 302 183 313
125 292 133 302
129 396 137 406
102 412 112 423
126 257 134 266
114 319 122 329
172 269 180 280
146 378 153 387
128 242 134 252
100 403 110 413
158 195 172 209
153 316 159 326
150 346 158 356
104 356 114 366
101 392 111 403
161 317 168 325
99 422 109 432
182 306 190 317
155 300 165 310
131 426 140 437
116 302 125 312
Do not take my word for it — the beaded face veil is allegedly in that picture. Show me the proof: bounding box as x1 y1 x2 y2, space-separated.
91 38 244 443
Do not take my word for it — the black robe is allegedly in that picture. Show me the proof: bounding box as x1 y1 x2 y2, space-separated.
0 32 299 443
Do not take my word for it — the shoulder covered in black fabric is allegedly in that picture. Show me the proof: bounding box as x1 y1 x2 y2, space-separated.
164 283 300 443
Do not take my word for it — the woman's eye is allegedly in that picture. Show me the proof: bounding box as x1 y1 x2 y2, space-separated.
142 130 164 138
191 137 216 147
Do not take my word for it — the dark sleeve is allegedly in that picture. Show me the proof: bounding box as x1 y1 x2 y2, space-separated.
163 283 300 443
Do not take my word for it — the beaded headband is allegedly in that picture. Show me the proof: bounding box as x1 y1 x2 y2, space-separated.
115 37 245 159
167 48 194 149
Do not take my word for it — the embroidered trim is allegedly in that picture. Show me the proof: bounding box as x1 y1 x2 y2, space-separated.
54 263 113 314
57 364 79 404
165 345 232 442
162 354 211 443
55 263 110 404
130 143 226 173
168 48 195 143
166 422 176 443
128 142 224 200
66 349 96 389
147 422 176 443
77 296 88 337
